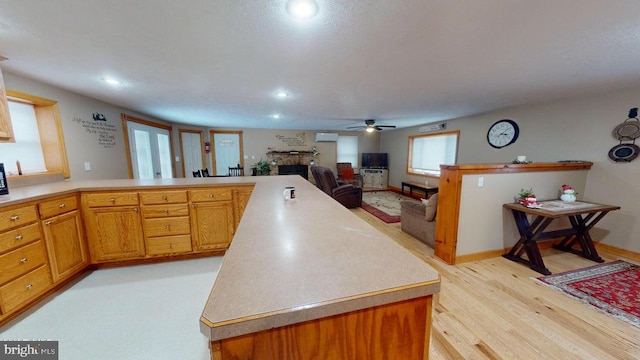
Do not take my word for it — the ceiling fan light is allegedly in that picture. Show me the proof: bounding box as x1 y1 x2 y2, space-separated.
366 127 375 133
286 0 319 19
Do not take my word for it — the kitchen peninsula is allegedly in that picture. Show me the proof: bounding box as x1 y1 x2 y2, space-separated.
0 175 440 359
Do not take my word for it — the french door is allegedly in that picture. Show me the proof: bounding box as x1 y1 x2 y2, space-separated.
125 118 174 179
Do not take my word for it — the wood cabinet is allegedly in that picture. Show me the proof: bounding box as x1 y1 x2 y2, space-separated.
233 186 253 228
82 192 145 263
140 190 192 256
189 188 234 251
0 204 52 316
39 195 88 283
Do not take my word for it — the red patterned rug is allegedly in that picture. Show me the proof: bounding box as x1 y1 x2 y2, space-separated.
536 260 640 328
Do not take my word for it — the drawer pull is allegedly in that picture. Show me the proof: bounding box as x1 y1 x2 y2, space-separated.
10 215 19 221
165 225 171 230
59 203 66 208
209 194 214 198
134 207 139 212
25 284 33 290
163 209 169 214
162 195 168 201
20 257 28 264
169 243 173 249
110 198 116 203
15 235 23 241
45 221 52 226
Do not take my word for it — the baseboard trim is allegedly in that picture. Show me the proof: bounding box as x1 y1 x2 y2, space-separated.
455 240 640 264
594 243 640 262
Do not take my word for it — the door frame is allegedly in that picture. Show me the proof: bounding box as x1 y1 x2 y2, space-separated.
209 130 244 176
121 114 176 179
179 129 206 177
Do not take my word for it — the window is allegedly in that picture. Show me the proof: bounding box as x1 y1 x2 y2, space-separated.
407 130 459 176
337 135 358 167
0 90 70 177
0 100 46 174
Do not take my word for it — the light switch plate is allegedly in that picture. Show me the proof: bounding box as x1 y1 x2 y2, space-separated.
84 162 91 171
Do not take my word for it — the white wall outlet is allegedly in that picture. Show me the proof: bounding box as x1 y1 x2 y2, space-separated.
84 162 91 171
175 156 180 162
478 176 484 187
244 155 249 159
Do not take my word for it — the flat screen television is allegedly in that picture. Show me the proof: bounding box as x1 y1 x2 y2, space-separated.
361 153 388 169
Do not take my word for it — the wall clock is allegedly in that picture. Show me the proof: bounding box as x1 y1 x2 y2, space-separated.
487 119 519 149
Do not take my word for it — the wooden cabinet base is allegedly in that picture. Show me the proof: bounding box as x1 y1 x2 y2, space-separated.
210 296 433 360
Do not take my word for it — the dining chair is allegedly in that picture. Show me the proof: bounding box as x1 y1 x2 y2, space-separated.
229 166 244 176
201 168 211 177
192 170 202 177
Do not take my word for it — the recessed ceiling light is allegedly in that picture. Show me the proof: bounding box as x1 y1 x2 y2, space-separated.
272 114 281 119
286 0 319 19
276 91 290 98
102 77 122 85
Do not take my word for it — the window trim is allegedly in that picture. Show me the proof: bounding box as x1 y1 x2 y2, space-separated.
3 90 70 178
407 130 459 178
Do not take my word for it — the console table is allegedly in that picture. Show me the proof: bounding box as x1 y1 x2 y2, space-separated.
503 200 620 275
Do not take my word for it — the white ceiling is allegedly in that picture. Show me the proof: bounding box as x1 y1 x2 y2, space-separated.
1 1 640 131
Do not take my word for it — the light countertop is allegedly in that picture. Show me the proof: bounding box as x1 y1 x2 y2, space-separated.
0 175 441 342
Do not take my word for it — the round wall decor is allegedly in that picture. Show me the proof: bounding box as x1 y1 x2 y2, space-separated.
612 119 640 140
608 143 639 162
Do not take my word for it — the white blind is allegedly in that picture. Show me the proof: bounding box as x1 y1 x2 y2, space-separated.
337 136 358 167
410 133 457 175
0 101 46 174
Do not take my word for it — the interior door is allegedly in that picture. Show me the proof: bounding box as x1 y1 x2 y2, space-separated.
127 121 173 179
180 130 205 177
210 130 243 176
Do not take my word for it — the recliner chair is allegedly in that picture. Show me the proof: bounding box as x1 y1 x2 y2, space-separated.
311 166 362 209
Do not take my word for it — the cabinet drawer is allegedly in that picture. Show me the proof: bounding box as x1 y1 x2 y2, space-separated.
189 188 232 202
146 235 192 256
84 192 139 207
0 223 41 254
38 195 79 219
0 240 47 285
140 191 187 205
0 265 52 314
142 204 189 219
0 204 38 232
143 217 191 237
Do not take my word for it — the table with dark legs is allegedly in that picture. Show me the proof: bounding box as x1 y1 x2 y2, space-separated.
503 200 620 275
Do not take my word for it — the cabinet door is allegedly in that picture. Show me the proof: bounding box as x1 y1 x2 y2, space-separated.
41 210 88 282
190 202 233 251
233 187 253 229
85 206 145 262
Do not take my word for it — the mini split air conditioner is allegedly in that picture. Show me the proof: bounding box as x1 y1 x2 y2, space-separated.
315 133 339 142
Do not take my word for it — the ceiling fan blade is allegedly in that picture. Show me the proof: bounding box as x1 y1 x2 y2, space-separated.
376 125 396 128
347 126 366 129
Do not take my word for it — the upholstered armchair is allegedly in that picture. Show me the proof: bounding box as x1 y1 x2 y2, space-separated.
311 166 362 209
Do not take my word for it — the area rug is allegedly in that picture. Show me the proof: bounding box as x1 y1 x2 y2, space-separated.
361 191 420 223
535 260 640 328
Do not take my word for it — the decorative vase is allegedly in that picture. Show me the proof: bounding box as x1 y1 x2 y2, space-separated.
560 190 576 202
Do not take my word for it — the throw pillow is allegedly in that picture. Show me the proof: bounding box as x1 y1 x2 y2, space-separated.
340 167 354 180
424 193 438 221
421 198 428 205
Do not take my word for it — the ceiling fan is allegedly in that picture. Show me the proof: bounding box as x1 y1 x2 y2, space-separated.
347 119 397 132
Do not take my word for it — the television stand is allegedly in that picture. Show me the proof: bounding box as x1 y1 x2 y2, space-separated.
360 168 388 188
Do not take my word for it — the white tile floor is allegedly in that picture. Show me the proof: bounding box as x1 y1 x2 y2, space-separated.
0 257 223 360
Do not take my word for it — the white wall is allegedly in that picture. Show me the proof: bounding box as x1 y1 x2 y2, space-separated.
380 85 640 253
4 72 172 180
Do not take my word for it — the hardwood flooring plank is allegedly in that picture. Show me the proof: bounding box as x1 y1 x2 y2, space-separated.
351 208 640 360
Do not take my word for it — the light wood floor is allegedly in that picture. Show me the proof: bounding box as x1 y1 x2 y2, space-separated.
351 208 640 360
